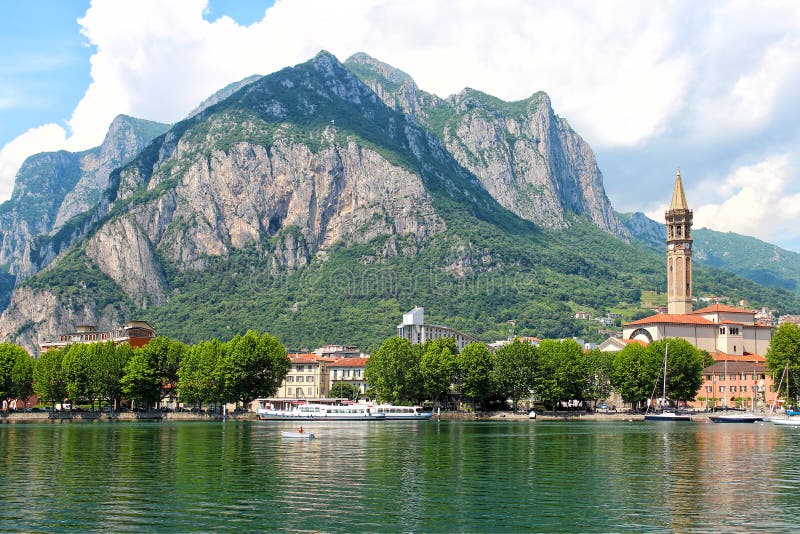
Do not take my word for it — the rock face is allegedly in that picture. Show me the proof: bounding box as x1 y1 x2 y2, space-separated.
0 115 169 286
618 211 665 250
0 52 450 353
344 53 626 236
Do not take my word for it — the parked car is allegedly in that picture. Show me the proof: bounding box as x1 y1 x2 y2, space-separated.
596 402 616 413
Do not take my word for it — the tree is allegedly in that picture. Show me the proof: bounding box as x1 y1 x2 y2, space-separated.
365 337 422 404
535 339 584 410
177 339 226 408
420 339 457 408
458 342 494 410
766 323 800 404
223 330 289 407
96 342 131 410
611 343 660 408
11 350 34 404
137 336 186 385
0 343 32 408
121 346 161 409
580 349 613 406
492 340 537 411
62 344 94 408
330 382 360 401
33 348 67 407
650 338 704 403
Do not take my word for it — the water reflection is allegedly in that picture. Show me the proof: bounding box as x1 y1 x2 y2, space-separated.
1 421 799 531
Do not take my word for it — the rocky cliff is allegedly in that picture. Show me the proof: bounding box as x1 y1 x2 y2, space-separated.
344 53 626 236
0 115 169 288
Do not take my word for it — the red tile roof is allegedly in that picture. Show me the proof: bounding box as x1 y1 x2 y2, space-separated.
709 351 766 363
691 303 755 314
329 357 369 367
624 313 714 326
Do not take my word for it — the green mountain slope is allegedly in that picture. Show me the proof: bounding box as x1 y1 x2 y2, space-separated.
620 211 800 294
3 52 800 355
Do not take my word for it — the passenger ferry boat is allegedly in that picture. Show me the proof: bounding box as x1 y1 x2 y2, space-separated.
368 404 432 420
257 403 385 421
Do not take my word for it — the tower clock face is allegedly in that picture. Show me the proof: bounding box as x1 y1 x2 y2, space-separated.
668 243 674 250
685 242 691 250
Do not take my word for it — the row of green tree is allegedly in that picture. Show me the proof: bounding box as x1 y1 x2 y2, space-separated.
365 336 707 410
0 330 289 411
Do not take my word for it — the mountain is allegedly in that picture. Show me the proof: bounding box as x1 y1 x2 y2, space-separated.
344 53 626 236
0 115 169 307
619 211 800 294
1 52 798 355
186 75 262 119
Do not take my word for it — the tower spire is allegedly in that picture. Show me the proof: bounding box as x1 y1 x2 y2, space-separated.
666 168 693 315
669 168 689 211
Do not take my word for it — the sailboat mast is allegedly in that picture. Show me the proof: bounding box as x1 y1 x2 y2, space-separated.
663 343 669 408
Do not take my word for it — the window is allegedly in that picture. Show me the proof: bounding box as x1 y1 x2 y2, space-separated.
730 374 736 381
333 370 338 379
306 376 314 382
307 387 314 396
720 374 725 381
286 376 294 382
307 365 313 372
295 387 303 397
720 327 726 335
706 386 712 393
720 386 726 393
730 386 736 393
344 370 350 377
705 375 712 380
295 365 303 372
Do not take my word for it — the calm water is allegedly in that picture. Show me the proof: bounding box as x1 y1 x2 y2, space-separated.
1 419 799 532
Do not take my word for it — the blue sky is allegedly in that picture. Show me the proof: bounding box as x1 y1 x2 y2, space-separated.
1 0 799 252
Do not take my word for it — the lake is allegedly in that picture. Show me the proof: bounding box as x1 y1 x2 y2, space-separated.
1 419 798 532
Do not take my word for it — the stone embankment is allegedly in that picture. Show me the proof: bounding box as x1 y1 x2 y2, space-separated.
0 411 258 423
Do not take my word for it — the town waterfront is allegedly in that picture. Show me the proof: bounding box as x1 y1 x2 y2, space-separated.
1 420 799 532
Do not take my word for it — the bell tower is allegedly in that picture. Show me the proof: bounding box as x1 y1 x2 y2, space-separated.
666 169 693 314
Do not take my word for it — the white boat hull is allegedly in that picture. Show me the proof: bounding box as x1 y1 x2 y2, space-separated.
771 418 800 426
281 431 314 439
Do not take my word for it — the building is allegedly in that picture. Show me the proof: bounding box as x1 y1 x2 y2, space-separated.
666 169 694 315
40 321 156 353
275 353 333 399
623 303 773 356
621 172 773 356
690 353 772 410
314 344 363 358
603 170 778 408
328 357 369 395
396 307 478 350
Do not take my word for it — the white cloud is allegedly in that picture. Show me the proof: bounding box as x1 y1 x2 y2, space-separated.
0 124 68 200
690 155 800 245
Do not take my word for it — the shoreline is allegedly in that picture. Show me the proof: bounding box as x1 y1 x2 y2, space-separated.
1 410 745 423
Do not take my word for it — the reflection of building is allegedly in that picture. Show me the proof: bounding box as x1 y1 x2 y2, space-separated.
40 321 156 353
397 307 477 350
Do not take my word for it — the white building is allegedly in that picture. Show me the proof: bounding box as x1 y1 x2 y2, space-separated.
396 307 478 350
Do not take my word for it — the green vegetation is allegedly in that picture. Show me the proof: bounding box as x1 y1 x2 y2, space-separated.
610 338 704 408
0 343 33 407
766 323 800 407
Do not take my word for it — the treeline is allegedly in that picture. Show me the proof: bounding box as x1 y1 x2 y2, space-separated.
365 336 706 410
0 330 289 411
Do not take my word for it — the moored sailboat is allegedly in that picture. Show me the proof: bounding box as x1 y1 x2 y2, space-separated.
644 343 693 422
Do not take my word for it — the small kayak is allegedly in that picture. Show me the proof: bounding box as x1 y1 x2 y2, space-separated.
281 431 314 439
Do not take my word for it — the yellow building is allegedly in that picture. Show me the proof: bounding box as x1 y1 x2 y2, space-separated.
275 353 332 399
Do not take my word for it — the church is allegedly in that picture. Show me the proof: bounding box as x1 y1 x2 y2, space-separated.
607 171 775 409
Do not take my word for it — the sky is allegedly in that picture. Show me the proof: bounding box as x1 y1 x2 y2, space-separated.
1 0 799 251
